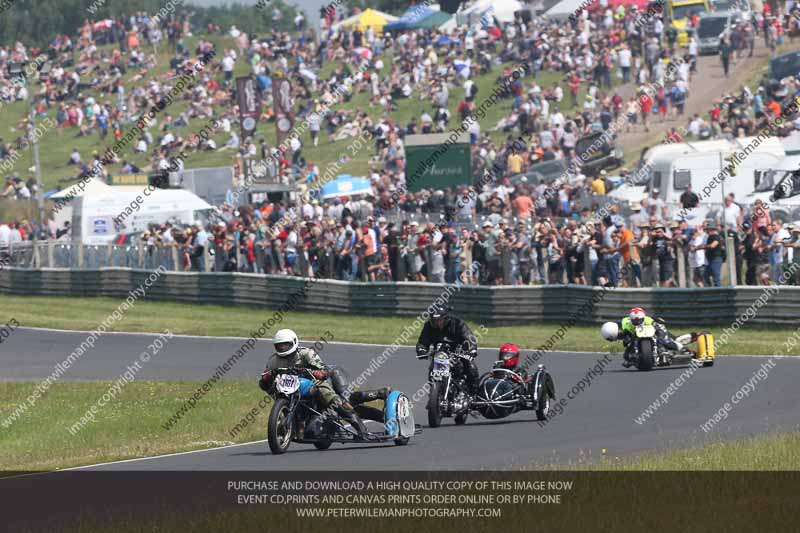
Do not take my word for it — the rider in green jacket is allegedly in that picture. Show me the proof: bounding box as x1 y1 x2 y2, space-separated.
260 328 370 438
603 308 685 367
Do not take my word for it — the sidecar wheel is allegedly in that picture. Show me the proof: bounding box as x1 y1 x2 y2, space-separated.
536 396 550 421
313 439 332 450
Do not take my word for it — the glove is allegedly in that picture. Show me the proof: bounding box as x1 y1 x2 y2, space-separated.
310 369 328 381
461 342 477 357
416 344 429 359
258 371 273 392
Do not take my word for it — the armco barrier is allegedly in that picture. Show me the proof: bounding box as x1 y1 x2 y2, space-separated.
1 268 799 326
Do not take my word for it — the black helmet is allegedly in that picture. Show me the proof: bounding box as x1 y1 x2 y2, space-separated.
429 303 450 321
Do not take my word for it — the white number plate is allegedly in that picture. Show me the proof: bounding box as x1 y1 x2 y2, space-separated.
635 324 656 338
431 356 450 380
276 374 300 394
397 396 410 419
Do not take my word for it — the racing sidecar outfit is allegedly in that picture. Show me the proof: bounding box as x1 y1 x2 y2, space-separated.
619 316 681 352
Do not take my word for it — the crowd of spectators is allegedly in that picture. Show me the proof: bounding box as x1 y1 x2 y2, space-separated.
2 2 800 287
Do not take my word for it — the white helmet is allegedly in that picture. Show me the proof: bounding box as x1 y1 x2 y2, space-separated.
273 329 298 357
601 322 619 341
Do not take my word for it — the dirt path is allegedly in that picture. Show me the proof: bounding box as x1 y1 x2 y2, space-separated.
615 38 771 154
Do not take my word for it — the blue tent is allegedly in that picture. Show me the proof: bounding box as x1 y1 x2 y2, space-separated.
320 175 373 199
384 5 436 32
435 35 459 47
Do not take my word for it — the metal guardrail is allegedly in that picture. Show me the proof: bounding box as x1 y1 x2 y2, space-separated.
0 241 179 271
1 267 799 325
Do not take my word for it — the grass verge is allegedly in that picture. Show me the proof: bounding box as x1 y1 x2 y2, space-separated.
585 431 800 470
0 380 268 471
0 294 796 356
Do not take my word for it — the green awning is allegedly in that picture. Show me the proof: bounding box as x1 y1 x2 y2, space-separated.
414 11 452 29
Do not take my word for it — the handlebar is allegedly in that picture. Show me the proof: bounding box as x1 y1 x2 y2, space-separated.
420 346 475 361
269 367 316 379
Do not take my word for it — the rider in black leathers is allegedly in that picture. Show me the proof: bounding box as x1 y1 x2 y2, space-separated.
415 304 480 394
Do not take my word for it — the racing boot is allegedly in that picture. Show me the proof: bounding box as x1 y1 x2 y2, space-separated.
465 359 480 398
622 351 634 368
336 401 370 441
349 387 391 405
676 334 696 356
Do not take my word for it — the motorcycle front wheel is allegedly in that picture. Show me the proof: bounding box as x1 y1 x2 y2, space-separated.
427 381 443 428
637 339 655 371
267 398 294 455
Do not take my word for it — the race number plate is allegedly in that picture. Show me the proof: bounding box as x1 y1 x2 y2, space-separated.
635 324 656 337
397 396 410 419
431 356 450 380
276 374 300 394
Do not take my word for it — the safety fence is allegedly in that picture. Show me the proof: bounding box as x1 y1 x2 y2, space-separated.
5 233 788 289
1 267 799 326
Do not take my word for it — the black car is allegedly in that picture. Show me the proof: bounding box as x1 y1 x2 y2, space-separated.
509 159 568 187
575 131 624 175
765 50 800 100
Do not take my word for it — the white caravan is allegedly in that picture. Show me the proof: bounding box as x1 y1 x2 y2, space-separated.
612 135 787 222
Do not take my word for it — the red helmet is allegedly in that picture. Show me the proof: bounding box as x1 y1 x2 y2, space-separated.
629 307 646 326
498 343 520 369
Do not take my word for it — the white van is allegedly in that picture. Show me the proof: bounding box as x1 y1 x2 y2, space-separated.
746 163 800 222
72 189 217 245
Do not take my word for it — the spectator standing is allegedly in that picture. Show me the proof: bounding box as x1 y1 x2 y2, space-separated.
740 221 756 285
679 184 699 210
704 224 724 287
719 37 731 77
650 223 675 287
753 226 772 285
689 225 707 287
617 220 641 287
769 221 790 284
193 223 209 272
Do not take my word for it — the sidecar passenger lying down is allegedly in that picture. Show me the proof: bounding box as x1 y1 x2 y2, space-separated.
267 366 422 454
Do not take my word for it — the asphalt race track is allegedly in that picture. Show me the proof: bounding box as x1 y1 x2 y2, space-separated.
5 327 800 470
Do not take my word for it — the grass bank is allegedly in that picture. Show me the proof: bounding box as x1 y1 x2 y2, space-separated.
1 379 267 472
586 431 800 470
